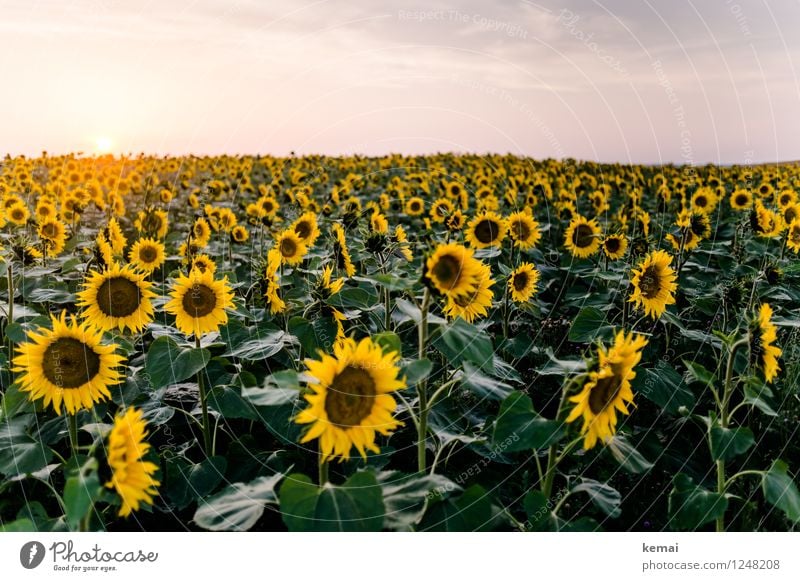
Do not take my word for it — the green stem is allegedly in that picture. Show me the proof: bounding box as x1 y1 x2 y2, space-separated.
196 336 212 456
6 261 13 369
318 452 329 487
541 380 573 498
716 336 749 532
67 413 79 459
417 288 431 473
724 469 764 490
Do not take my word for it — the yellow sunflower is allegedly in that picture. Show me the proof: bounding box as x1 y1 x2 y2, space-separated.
292 211 320 246
564 215 602 258
566 330 648 449
190 254 217 275
6 202 30 226
628 249 678 319
405 196 425 216
332 223 356 277
466 211 506 249
192 218 212 247
164 268 234 338
425 243 483 297
77 263 156 334
443 262 495 322
751 303 782 383
295 336 406 462
430 198 455 223
12 312 124 415
753 202 783 238
231 225 249 243
730 189 752 211
274 229 308 266
506 211 541 250
786 218 800 254
602 234 628 260
370 212 389 234
264 249 286 315
128 237 166 273
508 262 540 303
105 408 160 517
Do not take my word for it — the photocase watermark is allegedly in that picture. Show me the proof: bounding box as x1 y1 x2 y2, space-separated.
20 541 46 570
18 540 158 573
556 9 628 78
651 59 695 177
397 9 529 39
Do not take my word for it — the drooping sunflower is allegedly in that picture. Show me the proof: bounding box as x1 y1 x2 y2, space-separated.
13 312 125 415
566 330 648 449
466 211 506 249
104 408 160 517
443 262 494 322
750 303 782 383
128 237 165 273
425 243 483 297
295 336 406 462
508 262 540 303
564 215 602 258
332 223 356 277
264 249 286 315
370 211 389 234
628 249 678 319
292 211 320 246
506 211 541 250
275 229 308 266
786 218 800 254
164 268 234 337
77 263 156 334
602 234 628 260
106 217 127 255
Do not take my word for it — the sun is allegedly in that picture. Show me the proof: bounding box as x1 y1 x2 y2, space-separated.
95 136 113 154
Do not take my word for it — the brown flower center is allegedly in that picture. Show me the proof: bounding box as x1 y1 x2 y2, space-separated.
181 283 217 318
588 372 623 415
294 220 311 240
573 223 595 248
638 265 662 299
604 237 621 254
431 255 461 289
96 277 142 318
280 237 297 258
325 366 376 427
139 245 158 263
42 338 101 388
474 219 499 244
510 218 531 241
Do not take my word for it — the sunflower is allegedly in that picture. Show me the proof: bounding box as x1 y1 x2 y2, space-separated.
506 211 541 250
231 225 249 243
190 254 217 275
425 243 483 297
786 218 800 254
405 196 425 216
628 249 678 319
264 249 286 315
777 189 797 210
37 218 67 255
104 408 160 517
564 215 602 258
128 237 165 273
370 212 389 234
332 223 355 277
12 312 124 415
106 217 127 255
466 211 506 249
602 234 628 260
292 211 320 246
691 188 716 214
135 208 169 239
192 218 212 247
752 202 783 238
566 330 648 449
443 262 494 322
77 263 155 334
508 262 540 303
446 209 466 232
430 198 455 223
751 303 782 383
295 336 406 462
6 202 29 226
729 189 752 211
275 229 308 266
164 268 234 338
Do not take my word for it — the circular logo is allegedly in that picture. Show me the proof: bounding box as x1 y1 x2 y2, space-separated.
20 541 46 569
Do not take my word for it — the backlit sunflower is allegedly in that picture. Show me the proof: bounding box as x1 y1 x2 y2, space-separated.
750 303 782 383
628 249 678 319
164 268 234 337
332 223 355 277
292 211 320 246
466 211 506 249
128 237 165 273
602 234 628 260
135 208 169 239
295 336 406 462
13 312 124 415
566 330 648 449
443 262 494 322
508 262 539 303
506 211 541 250
105 408 160 517
77 263 155 334
275 229 308 266
425 243 483 297
564 215 602 258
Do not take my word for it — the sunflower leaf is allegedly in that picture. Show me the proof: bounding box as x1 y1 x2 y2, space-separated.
762 460 800 524
668 473 728 531
194 472 284 531
709 426 754 461
493 392 565 451
145 336 211 390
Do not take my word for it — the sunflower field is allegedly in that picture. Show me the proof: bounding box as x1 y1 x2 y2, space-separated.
1 153 799 532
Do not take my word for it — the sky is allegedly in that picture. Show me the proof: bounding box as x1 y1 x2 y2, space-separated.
1 0 798 163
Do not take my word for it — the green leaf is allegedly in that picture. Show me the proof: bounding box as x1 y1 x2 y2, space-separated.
668 473 728 531
242 370 300 407
0 518 36 532
709 426 754 461
63 468 101 531
459 362 514 401
377 471 460 531
194 472 284 531
433 318 494 372
743 378 778 416
568 307 613 342
208 386 258 420
571 478 622 518
0 416 54 477
683 360 717 388
523 489 557 531
223 330 287 361
280 471 385 532
373 331 402 357
606 435 653 473
762 460 800 524
421 485 496 531
631 364 695 414
493 392 565 452
146 336 210 389
402 359 433 386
